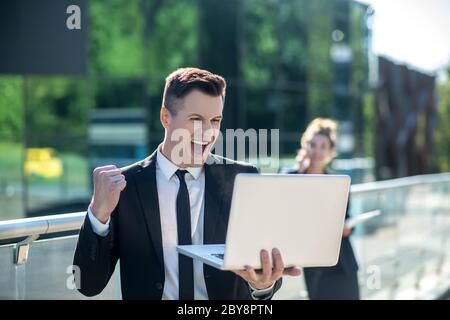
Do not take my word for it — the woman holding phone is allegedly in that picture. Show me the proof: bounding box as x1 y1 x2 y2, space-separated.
287 118 360 300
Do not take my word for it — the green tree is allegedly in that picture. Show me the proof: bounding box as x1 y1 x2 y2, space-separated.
0 76 23 141
434 69 450 172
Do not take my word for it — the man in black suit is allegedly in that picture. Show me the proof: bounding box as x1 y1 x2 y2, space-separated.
73 67 300 300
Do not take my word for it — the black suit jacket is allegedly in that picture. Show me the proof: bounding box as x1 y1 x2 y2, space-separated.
73 151 282 299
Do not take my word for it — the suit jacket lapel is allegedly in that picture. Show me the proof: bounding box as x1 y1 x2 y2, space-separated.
134 152 225 266
134 151 164 269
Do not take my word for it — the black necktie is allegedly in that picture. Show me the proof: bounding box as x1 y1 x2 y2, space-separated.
175 169 194 300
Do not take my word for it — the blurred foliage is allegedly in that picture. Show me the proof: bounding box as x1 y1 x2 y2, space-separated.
434 69 450 172
1 0 376 159
306 0 335 119
243 0 310 140
89 0 145 76
147 0 198 85
350 3 371 155
0 76 23 141
24 77 92 154
362 92 375 157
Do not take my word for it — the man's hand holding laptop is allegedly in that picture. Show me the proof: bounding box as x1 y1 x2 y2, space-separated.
232 248 301 290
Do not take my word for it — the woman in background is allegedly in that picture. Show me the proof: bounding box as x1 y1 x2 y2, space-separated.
287 118 360 300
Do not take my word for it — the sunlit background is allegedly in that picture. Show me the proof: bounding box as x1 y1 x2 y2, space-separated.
358 0 450 74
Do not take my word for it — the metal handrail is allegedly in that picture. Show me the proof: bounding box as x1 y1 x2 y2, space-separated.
0 212 85 241
0 173 449 241
350 172 450 194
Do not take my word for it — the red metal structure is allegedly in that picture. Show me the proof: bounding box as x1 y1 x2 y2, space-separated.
375 57 437 179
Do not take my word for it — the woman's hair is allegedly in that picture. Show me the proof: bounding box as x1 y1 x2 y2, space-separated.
300 118 338 150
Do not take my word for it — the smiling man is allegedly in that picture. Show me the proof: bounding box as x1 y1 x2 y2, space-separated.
73 67 300 300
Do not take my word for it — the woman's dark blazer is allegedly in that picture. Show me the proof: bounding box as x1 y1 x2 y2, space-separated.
285 168 360 300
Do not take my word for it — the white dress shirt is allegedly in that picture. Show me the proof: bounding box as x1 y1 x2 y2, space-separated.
88 146 275 299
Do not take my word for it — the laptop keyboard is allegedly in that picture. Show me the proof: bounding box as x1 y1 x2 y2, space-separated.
211 253 224 260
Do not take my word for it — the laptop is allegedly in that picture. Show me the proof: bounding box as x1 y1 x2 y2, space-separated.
177 173 351 270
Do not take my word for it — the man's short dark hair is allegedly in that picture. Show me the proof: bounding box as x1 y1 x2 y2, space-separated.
162 67 227 114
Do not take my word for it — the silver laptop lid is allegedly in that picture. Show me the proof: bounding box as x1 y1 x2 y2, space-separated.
223 173 351 270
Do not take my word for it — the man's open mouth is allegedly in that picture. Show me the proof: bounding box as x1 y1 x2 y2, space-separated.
191 139 210 154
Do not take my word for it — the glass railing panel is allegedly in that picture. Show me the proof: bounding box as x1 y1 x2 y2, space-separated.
0 235 120 299
1 174 449 300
